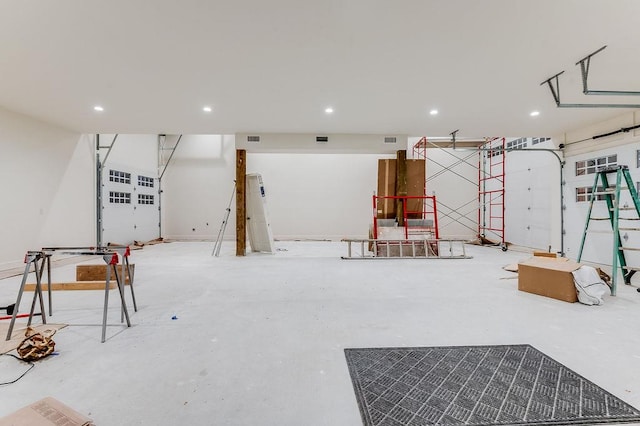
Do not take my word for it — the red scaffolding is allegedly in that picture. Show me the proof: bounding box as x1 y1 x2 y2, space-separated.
478 137 506 248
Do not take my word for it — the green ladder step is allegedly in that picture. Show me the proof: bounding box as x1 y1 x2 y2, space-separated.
577 165 640 296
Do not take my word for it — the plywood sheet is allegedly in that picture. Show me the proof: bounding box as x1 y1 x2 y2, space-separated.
76 264 134 283
377 159 397 219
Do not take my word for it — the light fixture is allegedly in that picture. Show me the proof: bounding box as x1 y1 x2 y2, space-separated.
202 106 212 113
530 110 540 117
93 105 104 112
429 109 438 116
325 107 334 114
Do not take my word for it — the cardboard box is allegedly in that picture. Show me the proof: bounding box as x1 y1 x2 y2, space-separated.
0 397 94 425
517 257 580 303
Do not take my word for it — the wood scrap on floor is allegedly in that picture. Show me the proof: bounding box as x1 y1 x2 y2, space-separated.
0 323 67 355
468 236 507 247
107 241 143 250
130 237 165 249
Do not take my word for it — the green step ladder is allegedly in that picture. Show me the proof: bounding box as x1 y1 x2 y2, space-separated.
577 165 640 295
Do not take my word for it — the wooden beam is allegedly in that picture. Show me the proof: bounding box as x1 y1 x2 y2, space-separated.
24 281 130 291
236 149 247 256
395 149 407 226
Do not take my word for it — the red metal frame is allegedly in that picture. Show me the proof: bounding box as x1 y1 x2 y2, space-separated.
478 137 505 245
373 195 439 240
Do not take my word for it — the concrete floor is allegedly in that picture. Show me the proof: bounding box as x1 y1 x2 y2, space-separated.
0 241 640 425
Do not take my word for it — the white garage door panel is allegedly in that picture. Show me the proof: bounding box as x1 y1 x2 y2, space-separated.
102 165 158 245
505 148 556 250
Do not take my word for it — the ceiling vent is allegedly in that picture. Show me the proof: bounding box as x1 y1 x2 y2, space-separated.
316 136 329 143
384 136 397 144
247 135 260 142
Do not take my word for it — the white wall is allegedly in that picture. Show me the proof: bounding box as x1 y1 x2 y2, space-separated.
561 111 640 270
0 107 94 270
247 153 390 240
236 133 406 154
97 134 158 172
162 134 405 241
161 135 236 240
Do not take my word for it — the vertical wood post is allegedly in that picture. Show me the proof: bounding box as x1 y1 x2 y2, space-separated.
236 149 247 256
396 150 407 226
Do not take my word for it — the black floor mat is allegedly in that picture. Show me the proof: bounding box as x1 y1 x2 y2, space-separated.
345 344 640 426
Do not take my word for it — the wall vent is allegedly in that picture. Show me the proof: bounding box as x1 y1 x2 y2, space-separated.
316 136 329 143
247 135 260 142
384 136 397 144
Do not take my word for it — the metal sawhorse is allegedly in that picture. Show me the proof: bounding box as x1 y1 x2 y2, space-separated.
5 246 138 343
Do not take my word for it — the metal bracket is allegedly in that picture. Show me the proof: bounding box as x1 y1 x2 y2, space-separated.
159 134 183 181
98 134 119 166
449 129 459 150
576 45 640 96
541 70 640 109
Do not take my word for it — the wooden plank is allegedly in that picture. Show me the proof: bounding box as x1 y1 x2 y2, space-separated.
76 264 134 283
395 150 407 226
376 159 396 219
24 281 131 291
533 251 557 258
236 149 247 256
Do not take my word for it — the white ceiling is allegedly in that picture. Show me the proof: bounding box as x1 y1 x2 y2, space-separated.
1 0 640 138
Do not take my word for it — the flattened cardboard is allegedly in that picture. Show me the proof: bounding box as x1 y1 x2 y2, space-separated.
518 257 580 303
0 397 94 426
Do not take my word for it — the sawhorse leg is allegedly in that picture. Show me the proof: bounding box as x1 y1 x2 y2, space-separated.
27 254 48 327
5 252 47 341
45 254 52 316
101 253 131 343
123 249 137 312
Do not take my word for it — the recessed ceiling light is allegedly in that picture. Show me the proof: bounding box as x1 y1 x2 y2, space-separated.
530 110 540 117
429 109 438 116
202 106 212 113
325 107 334 114
93 105 104 112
